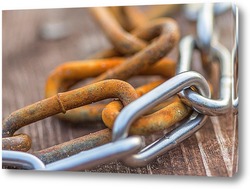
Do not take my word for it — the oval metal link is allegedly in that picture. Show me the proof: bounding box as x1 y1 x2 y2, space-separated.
102 81 191 136
178 37 232 115
44 136 142 171
46 57 176 122
123 113 207 167
3 136 143 171
2 79 138 151
112 71 210 141
2 150 45 170
197 3 214 57
111 71 210 166
184 3 231 21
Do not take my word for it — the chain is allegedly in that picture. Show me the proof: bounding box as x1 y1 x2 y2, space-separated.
2 4 238 171
46 57 175 122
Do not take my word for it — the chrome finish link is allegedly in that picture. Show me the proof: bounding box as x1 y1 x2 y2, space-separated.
2 150 45 170
112 71 210 141
197 3 214 56
178 34 232 116
45 136 142 171
123 113 207 167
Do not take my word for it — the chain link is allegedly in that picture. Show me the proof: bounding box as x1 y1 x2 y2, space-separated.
2 4 237 171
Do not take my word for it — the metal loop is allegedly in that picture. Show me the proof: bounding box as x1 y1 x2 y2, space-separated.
178 36 232 115
123 113 207 167
46 57 176 122
2 150 46 170
184 3 231 21
112 71 210 141
3 136 142 171
44 136 142 171
102 80 191 136
2 79 138 151
91 18 180 83
197 3 214 56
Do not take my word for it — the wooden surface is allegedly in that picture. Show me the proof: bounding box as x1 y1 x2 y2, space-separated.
2 5 238 176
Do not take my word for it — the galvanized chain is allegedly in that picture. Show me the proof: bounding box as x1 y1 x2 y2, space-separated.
178 3 232 116
2 4 237 171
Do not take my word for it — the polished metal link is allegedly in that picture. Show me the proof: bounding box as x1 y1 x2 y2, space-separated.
112 71 210 166
2 150 45 170
3 136 142 171
184 3 231 21
178 36 232 115
45 136 142 171
178 3 232 116
112 71 210 139
197 3 214 57
123 113 207 167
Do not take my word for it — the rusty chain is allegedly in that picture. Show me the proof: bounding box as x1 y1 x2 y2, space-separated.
2 3 238 171
45 57 176 122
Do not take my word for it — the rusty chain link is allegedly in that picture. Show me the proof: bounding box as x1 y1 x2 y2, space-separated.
2 4 237 171
45 57 176 122
3 79 138 148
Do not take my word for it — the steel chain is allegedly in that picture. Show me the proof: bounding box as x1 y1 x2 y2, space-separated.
2 4 238 171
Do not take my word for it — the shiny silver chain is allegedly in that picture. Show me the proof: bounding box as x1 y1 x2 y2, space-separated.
2 3 238 171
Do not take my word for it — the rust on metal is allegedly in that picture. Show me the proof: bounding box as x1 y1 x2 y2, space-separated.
45 57 176 122
32 128 112 164
91 17 180 82
45 57 175 97
102 81 191 135
2 134 31 152
2 6 184 164
45 58 124 97
90 7 147 55
108 6 148 32
2 79 138 151
108 5 180 32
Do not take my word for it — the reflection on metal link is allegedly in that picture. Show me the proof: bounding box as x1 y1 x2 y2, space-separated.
45 136 142 171
197 3 214 57
123 113 207 167
3 136 142 171
184 2 231 21
112 71 210 166
178 37 232 115
178 3 232 116
112 71 210 141
2 150 45 170
232 4 239 114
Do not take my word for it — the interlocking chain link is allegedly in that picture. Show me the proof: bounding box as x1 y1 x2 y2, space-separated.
2 3 238 171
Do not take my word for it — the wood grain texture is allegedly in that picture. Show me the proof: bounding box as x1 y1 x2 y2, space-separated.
2 5 238 176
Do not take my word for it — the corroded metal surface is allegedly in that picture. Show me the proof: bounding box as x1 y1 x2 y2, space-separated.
91 18 180 82
2 79 138 150
33 128 112 164
103 80 191 135
45 57 176 122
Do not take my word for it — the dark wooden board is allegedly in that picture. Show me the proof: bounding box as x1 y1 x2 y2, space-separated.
2 5 238 176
